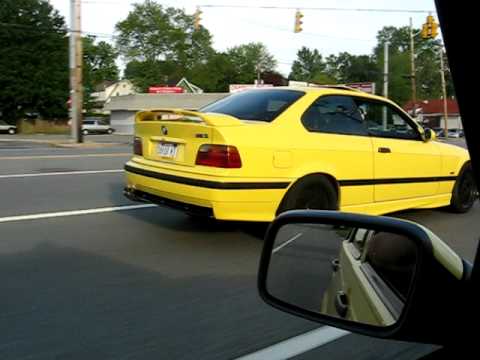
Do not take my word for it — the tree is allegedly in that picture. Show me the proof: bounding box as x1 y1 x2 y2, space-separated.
115 0 214 71
186 52 236 92
289 47 326 82
373 26 448 105
124 59 182 92
0 0 69 121
83 36 119 109
326 52 378 84
227 42 277 84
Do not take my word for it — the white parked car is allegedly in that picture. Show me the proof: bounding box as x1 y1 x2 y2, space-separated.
0 120 17 135
82 118 115 135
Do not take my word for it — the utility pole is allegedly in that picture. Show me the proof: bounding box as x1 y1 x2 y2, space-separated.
382 41 389 129
409 18 417 118
69 0 83 143
439 48 449 136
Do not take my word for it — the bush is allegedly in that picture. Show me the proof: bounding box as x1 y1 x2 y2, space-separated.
18 119 70 134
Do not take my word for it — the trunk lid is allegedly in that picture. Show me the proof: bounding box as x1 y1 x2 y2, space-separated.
135 109 243 167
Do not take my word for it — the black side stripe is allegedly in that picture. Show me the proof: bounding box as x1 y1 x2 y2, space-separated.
126 164 456 190
339 176 457 187
125 165 290 190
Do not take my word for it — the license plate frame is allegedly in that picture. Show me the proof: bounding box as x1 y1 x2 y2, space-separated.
157 142 178 159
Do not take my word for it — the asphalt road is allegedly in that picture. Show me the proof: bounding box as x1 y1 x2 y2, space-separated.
0 138 476 359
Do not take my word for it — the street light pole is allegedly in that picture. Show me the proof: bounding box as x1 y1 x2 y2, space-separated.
439 48 449 136
409 17 417 118
382 41 389 130
69 0 83 143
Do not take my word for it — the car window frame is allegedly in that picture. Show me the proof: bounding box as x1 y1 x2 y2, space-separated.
300 94 370 137
352 96 423 141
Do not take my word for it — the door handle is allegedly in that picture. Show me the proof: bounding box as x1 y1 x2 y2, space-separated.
378 147 391 153
335 291 349 318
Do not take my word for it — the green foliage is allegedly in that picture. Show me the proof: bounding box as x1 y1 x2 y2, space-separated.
326 53 378 84
124 59 182 92
115 0 214 70
373 26 448 105
0 0 69 120
83 36 119 110
226 42 277 84
187 53 236 92
289 47 326 82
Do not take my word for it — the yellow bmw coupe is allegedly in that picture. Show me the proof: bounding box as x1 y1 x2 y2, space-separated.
124 86 475 222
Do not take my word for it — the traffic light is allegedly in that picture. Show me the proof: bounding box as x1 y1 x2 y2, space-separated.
421 14 439 39
294 10 303 33
194 7 202 31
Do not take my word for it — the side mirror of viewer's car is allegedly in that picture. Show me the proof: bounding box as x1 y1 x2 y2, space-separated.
258 210 473 345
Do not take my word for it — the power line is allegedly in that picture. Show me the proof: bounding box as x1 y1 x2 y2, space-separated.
199 4 434 14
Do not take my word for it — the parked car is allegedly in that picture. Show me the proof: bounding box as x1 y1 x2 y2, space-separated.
124 87 474 221
0 120 17 134
82 118 115 135
433 127 445 137
448 128 464 138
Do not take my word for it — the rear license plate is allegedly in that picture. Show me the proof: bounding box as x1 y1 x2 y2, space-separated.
157 143 178 158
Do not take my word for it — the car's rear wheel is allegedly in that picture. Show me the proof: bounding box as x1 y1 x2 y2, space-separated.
8 128 16 135
107 128 114 134
82 129 89 135
449 163 477 213
277 176 338 214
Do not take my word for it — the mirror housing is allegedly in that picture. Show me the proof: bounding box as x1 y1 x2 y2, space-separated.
422 127 437 142
258 210 472 345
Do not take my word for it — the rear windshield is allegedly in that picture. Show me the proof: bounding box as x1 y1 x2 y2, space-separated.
200 89 305 122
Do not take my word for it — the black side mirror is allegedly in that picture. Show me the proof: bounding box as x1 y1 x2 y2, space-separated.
258 210 472 345
422 127 436 142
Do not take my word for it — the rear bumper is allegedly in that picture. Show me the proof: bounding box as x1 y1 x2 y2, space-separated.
124 161 289 221
124 187 213 217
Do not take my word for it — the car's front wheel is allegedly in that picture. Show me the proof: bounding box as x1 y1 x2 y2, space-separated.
449 163 477 213
277 176 338 214
82 129 89 136
107 128 114 134
8 128 16 135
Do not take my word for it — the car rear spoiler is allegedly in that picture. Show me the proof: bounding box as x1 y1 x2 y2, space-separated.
135 109 243 127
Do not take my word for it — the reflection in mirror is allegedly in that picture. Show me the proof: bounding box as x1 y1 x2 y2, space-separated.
266 223 418 327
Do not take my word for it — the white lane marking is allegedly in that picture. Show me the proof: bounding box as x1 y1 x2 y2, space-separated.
235 327 349 360
0 204 157 224
0 153 130 160
273 232 303 254
0 169 123 179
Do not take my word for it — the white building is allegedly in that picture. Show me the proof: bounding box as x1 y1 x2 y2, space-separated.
104 93 229 134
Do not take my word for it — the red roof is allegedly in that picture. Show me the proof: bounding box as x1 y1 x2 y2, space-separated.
404 99 459 115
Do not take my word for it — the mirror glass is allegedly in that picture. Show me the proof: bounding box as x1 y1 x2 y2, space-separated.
266 223 418 327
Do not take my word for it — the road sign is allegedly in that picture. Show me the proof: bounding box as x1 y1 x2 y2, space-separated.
148 86 184 94
229 84 274 93
345 82 376 94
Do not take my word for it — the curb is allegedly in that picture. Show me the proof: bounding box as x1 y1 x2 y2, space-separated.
51 142 127 149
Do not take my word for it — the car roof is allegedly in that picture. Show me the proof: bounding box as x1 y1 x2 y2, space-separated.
269 85 393 103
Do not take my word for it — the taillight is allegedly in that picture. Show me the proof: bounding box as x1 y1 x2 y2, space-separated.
133 136 143 156
195 145 242 168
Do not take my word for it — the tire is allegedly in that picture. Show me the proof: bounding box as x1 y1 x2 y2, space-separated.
8 128 16 135
82 129 89 135
277 175 338 214
449 163 477 213
107 128 114 134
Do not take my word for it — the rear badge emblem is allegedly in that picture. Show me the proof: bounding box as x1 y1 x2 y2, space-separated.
161 126 168 135
195 133 209 139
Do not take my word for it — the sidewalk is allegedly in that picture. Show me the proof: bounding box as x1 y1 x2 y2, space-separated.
0 134 132 148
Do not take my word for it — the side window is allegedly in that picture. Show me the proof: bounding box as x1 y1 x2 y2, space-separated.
355 99 420 140
301 96 368 136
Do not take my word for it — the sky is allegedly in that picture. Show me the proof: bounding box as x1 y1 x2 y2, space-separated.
49 0 437 76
